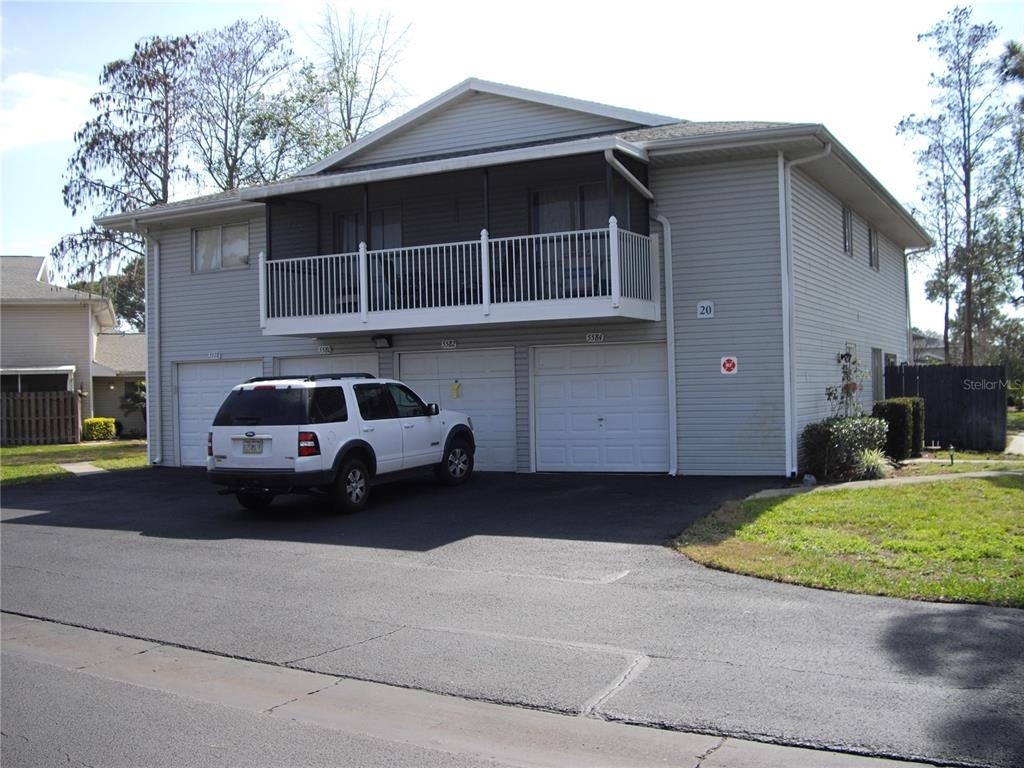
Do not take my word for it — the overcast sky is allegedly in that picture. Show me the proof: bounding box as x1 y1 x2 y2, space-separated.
2 0 1022 333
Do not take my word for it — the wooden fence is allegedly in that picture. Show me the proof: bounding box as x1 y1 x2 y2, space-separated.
885 365 1007 452
1 391 81 446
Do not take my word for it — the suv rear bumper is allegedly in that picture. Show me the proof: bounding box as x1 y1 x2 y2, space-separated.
208 467 335 492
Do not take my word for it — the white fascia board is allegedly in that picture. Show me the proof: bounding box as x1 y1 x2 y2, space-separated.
642 124 931 249
299 77 677 177
1 365 77 374
96 199 264 232
242 137 649 201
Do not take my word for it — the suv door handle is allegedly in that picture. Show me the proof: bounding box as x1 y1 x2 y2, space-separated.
403 423 414 430
362 426 374 433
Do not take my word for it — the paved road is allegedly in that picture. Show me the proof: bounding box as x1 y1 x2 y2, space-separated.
2 468 1022 767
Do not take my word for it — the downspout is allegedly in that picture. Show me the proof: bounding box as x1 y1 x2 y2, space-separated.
145 228 162 465
781 142 832 477
604 149 654 201
655 212 678 476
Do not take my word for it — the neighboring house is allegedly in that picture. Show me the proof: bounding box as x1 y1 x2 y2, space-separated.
98 78 930 475
0 255 147 437
912 329 947 364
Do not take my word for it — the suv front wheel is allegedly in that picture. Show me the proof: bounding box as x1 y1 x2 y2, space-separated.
435 440 474 486
335 456 370 512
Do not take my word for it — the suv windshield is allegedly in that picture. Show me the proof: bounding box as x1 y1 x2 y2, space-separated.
213 388 308 426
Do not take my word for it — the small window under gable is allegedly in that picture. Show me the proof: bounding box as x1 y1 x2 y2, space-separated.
193 223 250 272
868 227 880 270
841 206 853 255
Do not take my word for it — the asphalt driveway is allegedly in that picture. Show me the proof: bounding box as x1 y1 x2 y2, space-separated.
2 467 1022 766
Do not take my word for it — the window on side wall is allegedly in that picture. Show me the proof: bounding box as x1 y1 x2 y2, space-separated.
842 206 853 255
192 223 250 273
868 227 880 270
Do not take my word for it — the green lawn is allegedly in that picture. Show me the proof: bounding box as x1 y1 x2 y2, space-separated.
1009 409 1024 434
676 475 1024 607
0 440 149 485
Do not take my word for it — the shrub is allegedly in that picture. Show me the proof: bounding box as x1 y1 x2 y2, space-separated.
83 417 117 441
908 397 925 457
856 448 888 480
872 399 914 461
800 416 888 481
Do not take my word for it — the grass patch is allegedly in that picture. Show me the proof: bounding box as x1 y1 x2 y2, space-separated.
1009 409 1024 434
0 440 148 485
676 476 1024 607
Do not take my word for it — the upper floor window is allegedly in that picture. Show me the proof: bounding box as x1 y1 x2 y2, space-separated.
532 182 622 234
334 207 401 252
193 223 249 272
868 227 880 270
841 206 853 255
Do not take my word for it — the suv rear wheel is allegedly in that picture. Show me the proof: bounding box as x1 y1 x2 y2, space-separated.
435 439 473 486
335 457 370 512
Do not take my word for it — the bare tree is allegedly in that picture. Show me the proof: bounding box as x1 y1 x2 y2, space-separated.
312 7 409 145
186 18 295 190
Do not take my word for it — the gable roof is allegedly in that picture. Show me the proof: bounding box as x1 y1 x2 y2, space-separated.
299 77 681 176
1 256 117 328
94 332 146 376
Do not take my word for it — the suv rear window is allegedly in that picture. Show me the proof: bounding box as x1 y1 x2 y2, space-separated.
213 387 308 426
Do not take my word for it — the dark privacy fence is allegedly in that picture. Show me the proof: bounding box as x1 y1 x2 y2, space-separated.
884 365 1008 452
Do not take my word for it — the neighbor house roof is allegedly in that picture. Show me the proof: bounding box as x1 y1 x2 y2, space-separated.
94 332 146 377
0 255 117 327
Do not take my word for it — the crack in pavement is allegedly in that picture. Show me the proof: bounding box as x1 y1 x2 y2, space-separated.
284 627 407 665
580 653 651 718
692 736 726 767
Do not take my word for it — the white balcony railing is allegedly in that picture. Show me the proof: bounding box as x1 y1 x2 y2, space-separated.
260 218 657 333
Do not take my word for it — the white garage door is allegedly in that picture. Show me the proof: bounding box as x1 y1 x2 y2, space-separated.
279 354 379 377
177 360 263 466
534 343 668 472
399 349 515 471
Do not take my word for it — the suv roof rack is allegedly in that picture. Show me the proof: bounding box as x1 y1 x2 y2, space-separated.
243 372 375 384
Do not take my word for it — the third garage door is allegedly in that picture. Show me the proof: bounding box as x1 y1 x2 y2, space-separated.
399 349 516 471
534 343 668 472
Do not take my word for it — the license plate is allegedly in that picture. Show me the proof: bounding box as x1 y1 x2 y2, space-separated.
242 439 263 455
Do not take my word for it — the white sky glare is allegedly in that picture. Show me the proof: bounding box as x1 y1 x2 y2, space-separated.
1 0 1022 333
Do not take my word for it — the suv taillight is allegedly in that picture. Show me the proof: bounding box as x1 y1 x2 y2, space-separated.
298 431 320 457
207 431 213 457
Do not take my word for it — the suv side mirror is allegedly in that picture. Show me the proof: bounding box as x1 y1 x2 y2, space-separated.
427 403 440 416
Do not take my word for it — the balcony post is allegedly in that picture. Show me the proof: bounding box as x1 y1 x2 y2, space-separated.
258 250 267 328
609 216 621 308
359 241 369 323
480 229 491 316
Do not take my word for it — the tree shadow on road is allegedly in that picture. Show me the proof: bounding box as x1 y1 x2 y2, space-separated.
883 606 1024 768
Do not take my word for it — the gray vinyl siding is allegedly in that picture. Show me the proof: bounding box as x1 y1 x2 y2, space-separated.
351 92 635 167
652 158 787 475
148 209 667 469
790 168 910 462
0 303 97 417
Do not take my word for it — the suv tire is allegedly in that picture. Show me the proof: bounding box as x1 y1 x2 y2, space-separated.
435 439 473 486
335 456 370 512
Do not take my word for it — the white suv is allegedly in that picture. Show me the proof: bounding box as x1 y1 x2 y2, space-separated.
207 373 475 512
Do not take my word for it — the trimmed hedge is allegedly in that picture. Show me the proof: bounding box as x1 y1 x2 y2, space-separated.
800 416 888 481
871 397 925 460
83 417 117 441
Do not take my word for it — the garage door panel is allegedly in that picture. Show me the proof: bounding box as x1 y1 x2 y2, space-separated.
399 349 515 472
279 354 379 377
535 343 668 473
177 360 263 467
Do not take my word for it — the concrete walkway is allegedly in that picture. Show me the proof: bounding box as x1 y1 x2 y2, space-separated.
58 462 107 476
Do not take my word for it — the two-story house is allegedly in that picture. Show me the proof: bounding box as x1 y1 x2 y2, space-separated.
98 78 930 475
0 255 147 438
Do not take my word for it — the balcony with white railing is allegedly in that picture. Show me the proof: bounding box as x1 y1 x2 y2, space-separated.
260 218 660 336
